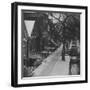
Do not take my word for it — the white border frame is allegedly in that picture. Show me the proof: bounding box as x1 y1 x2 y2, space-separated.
17 5 86 84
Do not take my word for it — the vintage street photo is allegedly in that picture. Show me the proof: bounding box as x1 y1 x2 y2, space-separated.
11 2 87 87
21 10 80 78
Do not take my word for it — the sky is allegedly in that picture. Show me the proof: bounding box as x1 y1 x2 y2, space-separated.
24 20 35 37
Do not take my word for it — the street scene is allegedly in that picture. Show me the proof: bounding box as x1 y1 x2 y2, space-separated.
22 10 80 77
33 44 70 76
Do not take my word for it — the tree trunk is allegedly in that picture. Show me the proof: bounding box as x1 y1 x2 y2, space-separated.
62 40 65 61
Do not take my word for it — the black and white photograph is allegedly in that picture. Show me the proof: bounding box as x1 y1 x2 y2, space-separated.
11 2 87 87
22 11 80 77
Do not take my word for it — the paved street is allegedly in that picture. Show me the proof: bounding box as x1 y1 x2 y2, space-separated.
33 44 70 76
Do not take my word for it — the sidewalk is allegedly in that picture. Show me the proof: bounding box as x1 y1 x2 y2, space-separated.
33 44 70 76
